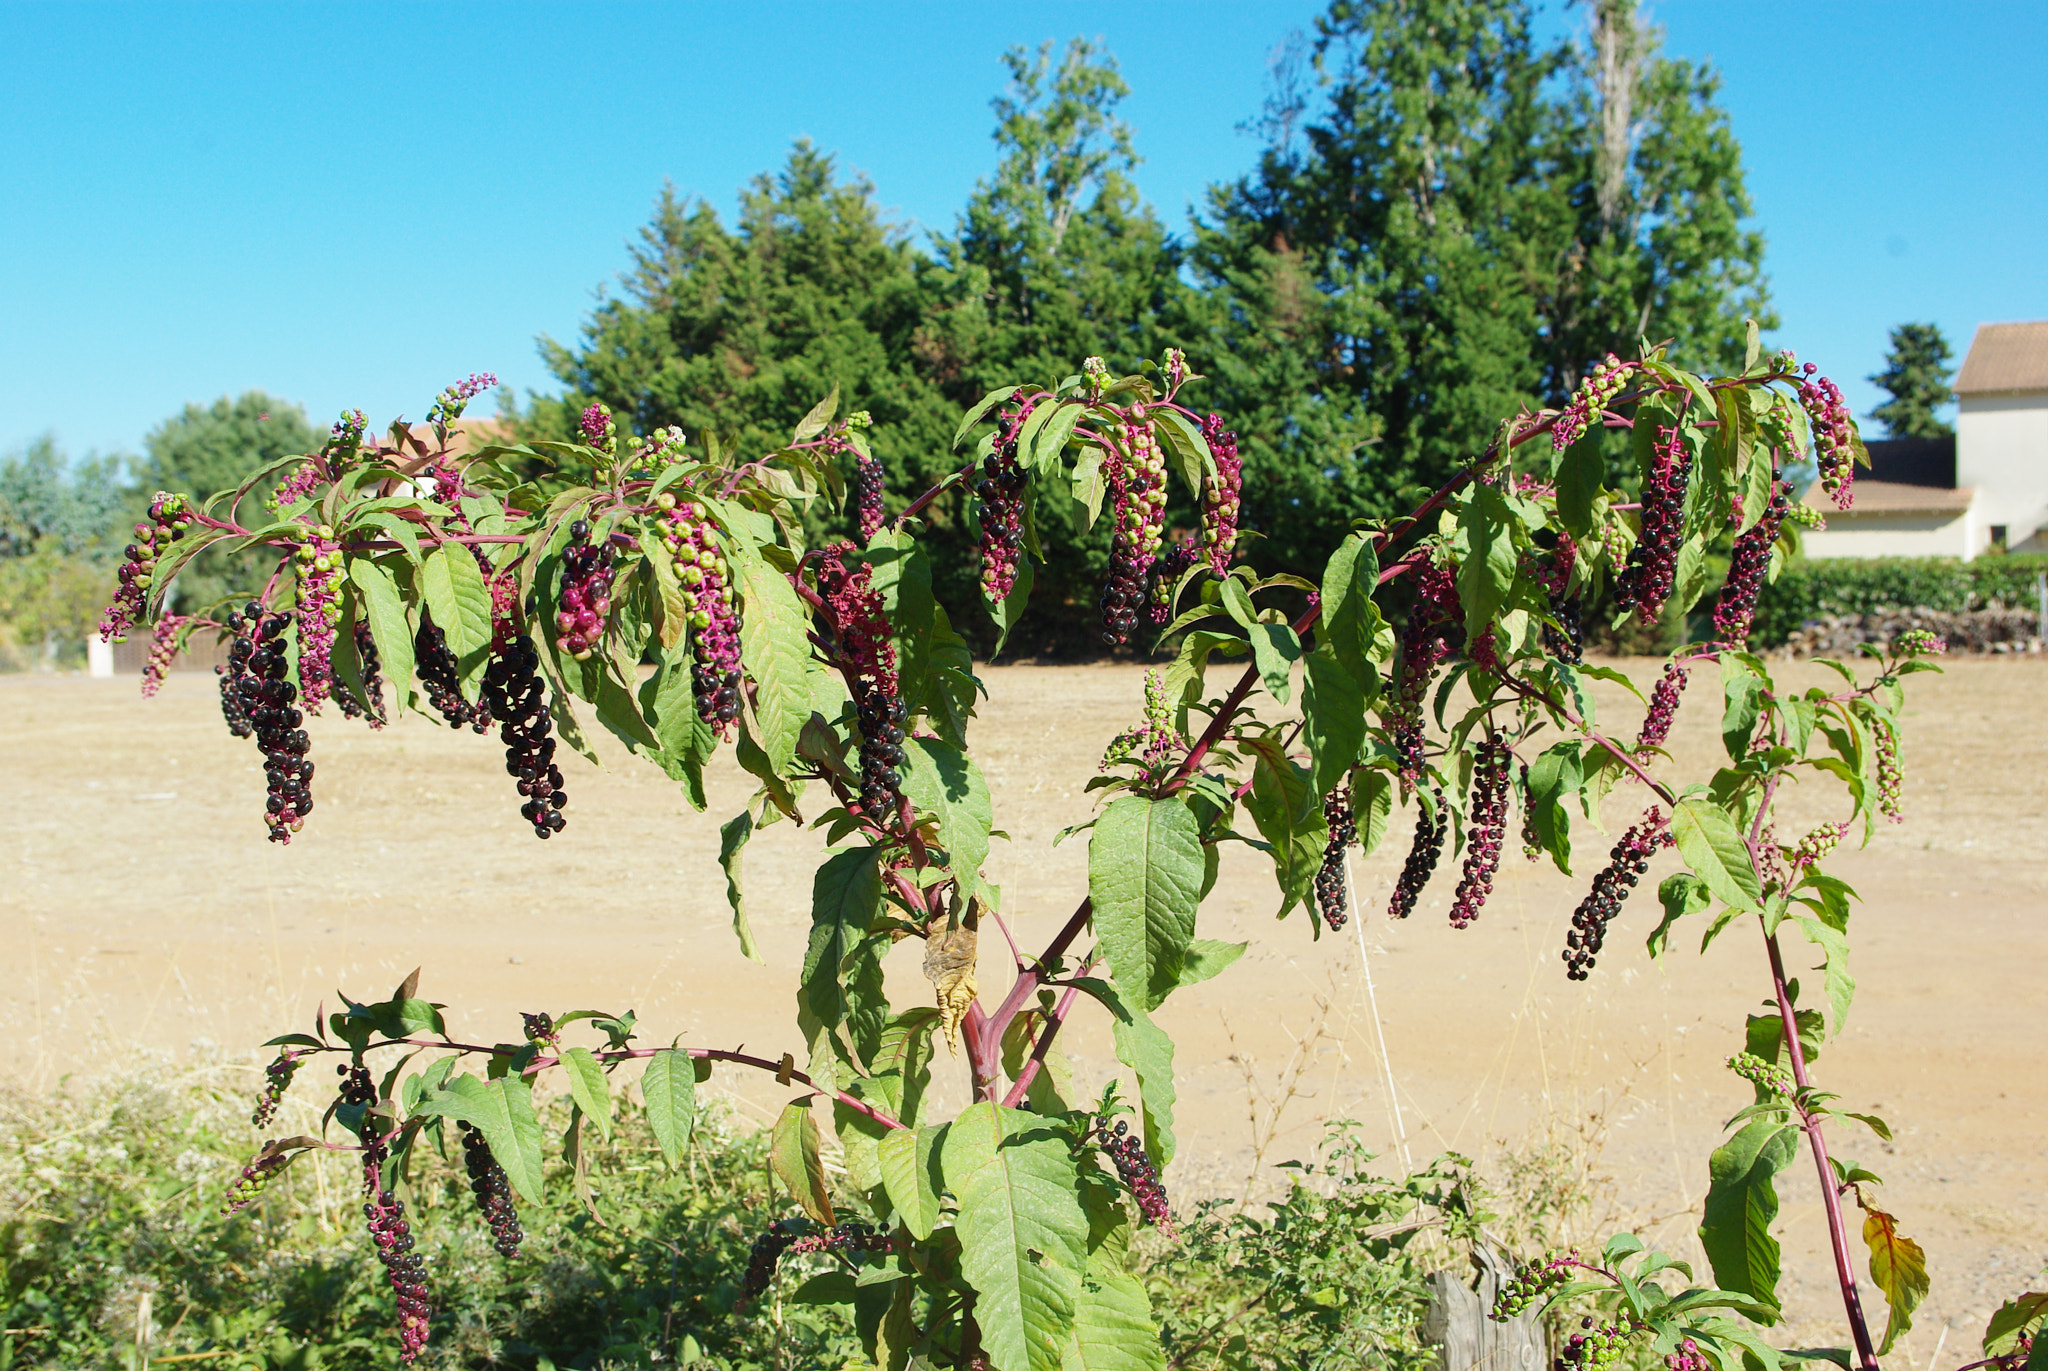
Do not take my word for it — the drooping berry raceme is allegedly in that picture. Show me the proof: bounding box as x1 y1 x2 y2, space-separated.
415 614 488 732
817 545 907 821
1563 807 1673 980
427 372 498 431
218 610 257 738
234 607 315 843
293 529 345 712
1146 536 1200 629
1388 786 1449 921
1162 346 1190 394
1560 1316 1647 1371
658 498 743 736
334 620 388 728
555 521 616 660
100 492 193 642
1315 781 1358 932
251 1052 301 1127
1896 628 1947 656
1491 1251 1577 1320
363 1160 432 1362
1727 1051 1795 1099
1095 1117 1174 1235
1449 740 1512 929
1614 425 1693 626
455 1120 524 1258
140 615 185 697
481 634 567 839
1552 353 1629 451
1099 412 1169 645
1528 529 1582 664
1875 720 1904 822
1198 414 1242 577
976 405 1033 603
738 1219 894 1306
1388 563 1462 782
221 1144 292 1217
1519 762 1542 862
1797 365 1857 509
1101 668 1183 776
1637 661 1689 750
1713 475 1790 646
1789 820 1847 871
852 446 886 545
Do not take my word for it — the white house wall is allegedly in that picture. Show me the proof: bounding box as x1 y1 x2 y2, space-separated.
1957 392 2048 545
1801 510 1977 561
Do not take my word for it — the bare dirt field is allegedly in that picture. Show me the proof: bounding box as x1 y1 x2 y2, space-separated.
3 654 2043 1354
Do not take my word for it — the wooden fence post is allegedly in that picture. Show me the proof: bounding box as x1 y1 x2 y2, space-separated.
1421 1244 1549 1371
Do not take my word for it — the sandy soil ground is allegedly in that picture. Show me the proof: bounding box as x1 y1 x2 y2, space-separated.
3 653 2043 1355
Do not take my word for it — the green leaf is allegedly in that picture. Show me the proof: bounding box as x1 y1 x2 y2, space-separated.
1699 1115 1800 1309
1064 1218 1165 1371
1554 432 1605 538
1648 873 1711 959
1303 647 1364 798
1985 1293 2048 1356
1089 797 1203 1012
1525 741 1583 875
803 847 883 1033
878 1124 945 1241
1177 939 1247 988
954 384 1024 450
944 1102 1090 1371
351 555 417 715
718 812 762 963
1456 482 1517 629
1319 532 1385 689
1673 797 1762 913
1861 1204 1928 1354
901 736 994 886
560 1046 613 1143
412 1074 546 1204
1032 403 1085 474
640 1048 697 1166
142 526 233 621
1722 656 1762 761
1110 995 1177 1167
1248 622 1302 705
771 1100 835 1225
1354 769 1395 857
1794 915 1856 1036
1241 739 1326 919
733 542 811 776
420 544 493 699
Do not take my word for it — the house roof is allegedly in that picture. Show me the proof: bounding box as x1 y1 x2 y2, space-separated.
1861 435 1955 488
1955 321 2048 395
1802 480 1977 516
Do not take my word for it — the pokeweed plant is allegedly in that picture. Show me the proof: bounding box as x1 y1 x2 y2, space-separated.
108 329 1951 1371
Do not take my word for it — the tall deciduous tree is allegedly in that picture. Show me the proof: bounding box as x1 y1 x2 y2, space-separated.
1869 322 1954 439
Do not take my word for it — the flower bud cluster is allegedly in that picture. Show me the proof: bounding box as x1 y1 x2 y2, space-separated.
1665 1337 1711 1371
1082 356 1112 392
976 406 1033 603
334 620 388 728
481 634 567 838
1096 1117 1173 1235
1637 662 1688 750
1315 782 1358 932
1563 807 1672 980
1552 353 1629 450
455 1121 524 1257
818 546 907 821
1100 414 1169 646
657 498 743 736
1896 628 1947 656
1561 1316 1646 1371
100 493 193 642
1491 1251 1577 1320
1789 820 1847 870
141 615 185 697
427 372 497 430
1713 477 1790 645
221 1144 292 1217
415 614 490 732
1101 669 1182 774
227 605 315 843
1389 563 1462 781
556 521 616 659
1162 347 1189 392
1198 414 1242 577
853 449 887 545
1388 786 1449 921
1875 721 1903 823
1797 366 1856 509
1449 741 1513 929
252 1052 301 1127
1615 427 1693 626
294 528 346 712
1727 1051 1795 1099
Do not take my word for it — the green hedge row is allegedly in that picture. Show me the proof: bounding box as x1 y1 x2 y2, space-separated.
1749 554 2048 646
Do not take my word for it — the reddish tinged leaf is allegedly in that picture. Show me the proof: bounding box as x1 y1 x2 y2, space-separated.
1860 1201 1929 1354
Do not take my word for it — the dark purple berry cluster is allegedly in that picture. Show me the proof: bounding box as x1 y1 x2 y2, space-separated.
99 492 192 642
481 634 566 839
1713 476 1790 646
455 1120 524 1257
853 450 886 545
1095 1117 1173 1235
1490 1250 1577 1320
217 658 254 738
1529 529 1581 664
1449 741 1512 929
817 546 907 821
363 1159 432 1363
1315 782 1357 932
1614 426 1693 626
555 521 616 659
335 620 388 728
1389 564 1462 782
1519 762 1541 862
227 604 315 843
1388 786 1449 920
977 406 1033 603
1796 364 1856 509
1100 410 1168 646
415 614 489 732
738 1219 892 1305
1637 662 1688 750
252 1052 301 1127
1563 807 1672 980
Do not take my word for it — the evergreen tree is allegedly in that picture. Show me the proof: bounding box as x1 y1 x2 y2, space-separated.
1869 322 1954 439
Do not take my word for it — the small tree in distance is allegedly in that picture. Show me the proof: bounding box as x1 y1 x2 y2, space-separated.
1868 322 1954 440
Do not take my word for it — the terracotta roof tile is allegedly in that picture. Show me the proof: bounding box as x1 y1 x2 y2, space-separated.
1801 480 1976 515
1955 321 2048 395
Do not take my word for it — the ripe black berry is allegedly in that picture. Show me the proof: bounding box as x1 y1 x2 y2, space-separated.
335 620 388 728
480 634 566 839
415 613 489 733
1315 782 1357 931
456 1121 524 1257
230 605 316 843
1387 786 1448 921
817 545 907 822
1449 740 1512 929
1563 807 1673 979
1095 1117 1173 1234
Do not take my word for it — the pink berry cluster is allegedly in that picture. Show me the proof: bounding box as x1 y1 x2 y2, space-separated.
1713 476 1790 645
1615 426 1693 626
100 493 193 642
1637 661 1689 750
1896 628 1947 656
1552 352 1629 451
426 372 497 430
363 1160 432 1362
1665 1339 1710 1371
629 424 688 469
140 615 185 697
657 497 744 736
455 1120 524 1257
578 401 617 459
1875 721 1904 822
1101 669 1183 776
1491 1250 1578 1320
1796 364 1856 509
1315 781 1357 931
1449 740 1513 928
1563 807 1672 980
251 1051 301 1127
976 406 1033 603
1790 820 1847 870
1388 785 1450 920
1389 562 1462 781
555 521 616 659
293 528 345 713
269 460 326 512
1100 412 1169 645
221 1144 292 1217
1095 1117 1174 1235
817 545 907 821
1198 413 1242 576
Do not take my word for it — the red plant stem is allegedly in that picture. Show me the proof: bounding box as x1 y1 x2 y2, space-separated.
1000 963 1092 1109
1498 675 1677 802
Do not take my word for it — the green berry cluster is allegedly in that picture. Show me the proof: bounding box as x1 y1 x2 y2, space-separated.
1727 1051 1795 1098
1490 1251 1576 1320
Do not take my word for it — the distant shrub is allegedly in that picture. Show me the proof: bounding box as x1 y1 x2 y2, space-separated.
1750 554 2048 646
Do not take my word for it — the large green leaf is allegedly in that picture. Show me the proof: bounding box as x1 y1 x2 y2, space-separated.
1089 797 1202 1011
1456 482 1517 630
718 812 761 962
1302 644 1365 797
1064 1215 1165 1371
878 1123 946 1241
901 736 993 886
560 1046 613 1142
1524 741 1582 875
640 1048 697 1166
943 1103 1090 1371
1673 797 1763 913
1248 622 1302 704
1241 740 1327 919
420 543 493 699
1699 1115 1799 1310
771 1100 835 1225
1318 530 1381 682
1073 978 1177 1166
733 540 812 776
412 1074 546 1204
350 554 417 714
803 847 883 1032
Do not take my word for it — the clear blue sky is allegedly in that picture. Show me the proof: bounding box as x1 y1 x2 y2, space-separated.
3 1 2044 465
